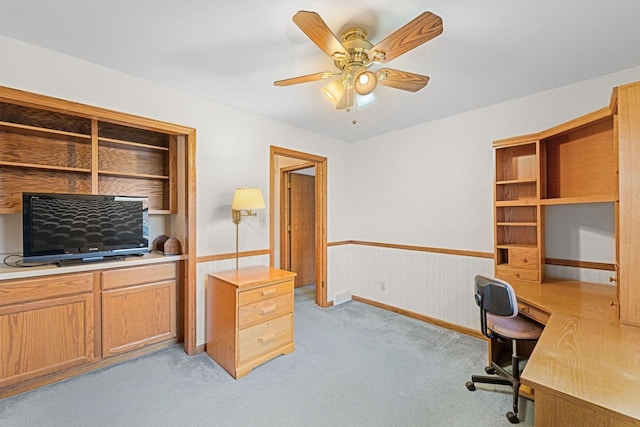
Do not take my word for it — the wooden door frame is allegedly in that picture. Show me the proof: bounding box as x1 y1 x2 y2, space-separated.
270 146 328 307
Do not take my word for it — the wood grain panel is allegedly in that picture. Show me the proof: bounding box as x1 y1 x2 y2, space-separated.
98 121 170 148
237 314 292 364
0 168 92 212
101 262 175 290
534 389 640 427
0 101 91 134
101 281 176 357
0 130 91 168
289 173 315 287
495 144 537 182
617 82 640 326
238 279 293 305
98 175 168 211
543 117 616 199
523 313 640 423
98 143 168 177
496 206 537 223
0 293 94 387
238 293 293 329
0 273 93 306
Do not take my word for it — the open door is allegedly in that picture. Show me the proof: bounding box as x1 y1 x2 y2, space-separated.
284 170 316 288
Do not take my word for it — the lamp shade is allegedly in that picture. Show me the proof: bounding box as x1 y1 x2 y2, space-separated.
355 71 377 95
232 188 265 211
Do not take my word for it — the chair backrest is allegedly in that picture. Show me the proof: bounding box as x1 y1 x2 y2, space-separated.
474 274 518 317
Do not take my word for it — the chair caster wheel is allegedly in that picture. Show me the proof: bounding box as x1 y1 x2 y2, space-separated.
465 381 476 391
484 366 496 375
506 412 520 424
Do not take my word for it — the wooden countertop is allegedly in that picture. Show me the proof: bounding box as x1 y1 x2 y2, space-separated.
510 279 619 322
0 252 184 281
512 278 640 422
211 266 296 288
523 312 640 421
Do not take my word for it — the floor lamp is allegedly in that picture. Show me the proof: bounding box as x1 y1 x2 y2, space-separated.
231 187 265 270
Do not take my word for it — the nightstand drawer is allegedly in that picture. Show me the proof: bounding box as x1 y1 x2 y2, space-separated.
238 279 293 305
237 314 293 363
509 247 538 270
238 293 293 330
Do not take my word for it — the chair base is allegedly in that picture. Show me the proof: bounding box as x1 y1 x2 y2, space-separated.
466 358 521 424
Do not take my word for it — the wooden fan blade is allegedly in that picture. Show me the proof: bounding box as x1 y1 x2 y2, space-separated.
369 12 443 63
274 72 335 87
376 68 430 92
293 11 350 60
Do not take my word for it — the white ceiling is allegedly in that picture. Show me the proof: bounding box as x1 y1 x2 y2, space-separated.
2 0 640 142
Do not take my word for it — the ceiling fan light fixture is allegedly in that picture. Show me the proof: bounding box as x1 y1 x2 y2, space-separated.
322 80 346 105
355 71 377 95
356 92 377 109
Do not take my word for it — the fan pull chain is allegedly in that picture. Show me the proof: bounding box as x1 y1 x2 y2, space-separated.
352 86 357 125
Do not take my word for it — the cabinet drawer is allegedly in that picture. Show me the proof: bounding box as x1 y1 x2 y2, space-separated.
496 266 539 282
238 293 293 330
237 314 293 363
101 262 175 290
518 303 550 324
509 247 538 270
0 273 93 306
238 279 293 305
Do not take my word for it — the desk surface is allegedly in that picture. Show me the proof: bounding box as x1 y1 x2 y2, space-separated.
513 278 640 422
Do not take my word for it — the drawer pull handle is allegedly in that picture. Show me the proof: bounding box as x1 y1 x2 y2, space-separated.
260 289 276 296
258 332 277 344
519 305 529 313
515 272 520 278
522 258 528 263
259 305 277 315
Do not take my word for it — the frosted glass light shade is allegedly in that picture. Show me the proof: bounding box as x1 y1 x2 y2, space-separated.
355 71 377 95
322 80 345 105
232 188 265 211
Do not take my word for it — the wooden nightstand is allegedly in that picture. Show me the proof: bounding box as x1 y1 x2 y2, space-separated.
205 266 296 379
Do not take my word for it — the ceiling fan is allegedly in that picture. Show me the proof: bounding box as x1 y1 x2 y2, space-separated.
274 10 443 113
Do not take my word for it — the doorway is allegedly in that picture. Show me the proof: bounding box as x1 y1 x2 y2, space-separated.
281 167 316 288
270 146 328 307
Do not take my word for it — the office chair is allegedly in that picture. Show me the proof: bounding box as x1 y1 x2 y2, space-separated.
465 274 543 424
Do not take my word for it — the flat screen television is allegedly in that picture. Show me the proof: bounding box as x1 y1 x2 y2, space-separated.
22 192 149 264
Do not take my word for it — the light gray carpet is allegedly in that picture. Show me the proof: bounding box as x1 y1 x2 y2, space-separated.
0 286 533 426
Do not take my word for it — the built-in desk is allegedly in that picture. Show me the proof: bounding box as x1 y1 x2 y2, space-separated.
508 279 640 426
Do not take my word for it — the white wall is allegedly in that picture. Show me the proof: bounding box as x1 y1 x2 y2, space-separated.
341 66 640 330
0 35 352 346
1 33 638 342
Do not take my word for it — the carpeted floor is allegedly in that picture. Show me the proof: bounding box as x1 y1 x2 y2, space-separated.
0 285 533 426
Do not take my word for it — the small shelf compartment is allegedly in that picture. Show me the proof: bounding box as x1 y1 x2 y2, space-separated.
495 143 537 182
0 99 177 214
541 116 616 201
496 224 537 247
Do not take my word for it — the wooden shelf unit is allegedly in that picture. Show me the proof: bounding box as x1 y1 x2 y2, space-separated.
494 140 543 282
493 81 640 327
0 85 197 397
0 100 176 213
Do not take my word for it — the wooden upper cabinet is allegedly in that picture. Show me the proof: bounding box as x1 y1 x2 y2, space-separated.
540 112 617 204
0 88 178 214
493 80 640 325
616 82 640 327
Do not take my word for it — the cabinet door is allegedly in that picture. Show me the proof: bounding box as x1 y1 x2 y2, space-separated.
0 293 94 388
102 281 176 357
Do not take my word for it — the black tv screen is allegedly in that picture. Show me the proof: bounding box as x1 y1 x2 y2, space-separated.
22 193 149 264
